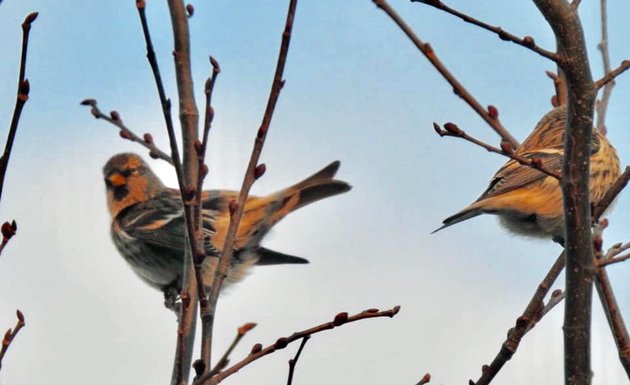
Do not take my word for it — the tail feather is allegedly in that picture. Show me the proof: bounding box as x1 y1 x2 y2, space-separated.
290 160 351 210
256 247 309 265
432 208 481 234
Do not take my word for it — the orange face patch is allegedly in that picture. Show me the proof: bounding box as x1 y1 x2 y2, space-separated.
108 173 127 187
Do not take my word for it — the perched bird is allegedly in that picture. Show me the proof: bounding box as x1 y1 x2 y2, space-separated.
104 153 351 303
434 106 620 243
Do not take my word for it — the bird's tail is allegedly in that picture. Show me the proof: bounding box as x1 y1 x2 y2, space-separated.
432 208 482 234
236 161 351 250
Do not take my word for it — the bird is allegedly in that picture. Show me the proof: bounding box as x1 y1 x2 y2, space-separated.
103 153 351 306
434 105 620 243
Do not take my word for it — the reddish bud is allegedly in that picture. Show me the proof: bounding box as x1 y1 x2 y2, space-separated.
24 12 39 26
254 164 266 180
500 140 514 155
148 150 160 159
274 337 288 350
333 312 348 326
433 122 444 136
16 309 24 324
136 0 146 9
551 95 559 107
551 289 562 298
392 305 401 315
443 122 462 136
250 343 262 354
18 80 30 101
143 133 153 144
194 140 203 155
80 99 96 107
209 56 221 73
422 43 433 55
487 105 499 119
497 28 509 41
110 111 121 122
419 373 431 385
238 322 257 336
523 36 535 48
192 359 205 376
119 130 133 140
482 364 490 373
200 164 209 178
1 221 16 240
228 199 238 216
186 3 195 17
599 218 609 229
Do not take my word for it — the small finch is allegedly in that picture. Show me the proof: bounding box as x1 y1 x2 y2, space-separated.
434 106 620 243
104 153 351 304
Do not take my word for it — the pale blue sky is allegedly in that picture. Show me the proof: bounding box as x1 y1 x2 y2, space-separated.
0 1 629 384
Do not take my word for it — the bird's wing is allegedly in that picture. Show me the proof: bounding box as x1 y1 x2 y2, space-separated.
119 191 220 257
478 151 563 200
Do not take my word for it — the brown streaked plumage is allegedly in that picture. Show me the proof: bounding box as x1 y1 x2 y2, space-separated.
104 153 351 300
434 106 620 242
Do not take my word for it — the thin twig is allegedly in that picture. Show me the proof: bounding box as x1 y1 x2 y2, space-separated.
594 60 630 91
372 0 520 149
0 12 38 204
203 0 300 377
197 56 221 369
80 99 173 164
433 122 561 180
473 253 566 385
595 0 613 132
0 310 25 372
410 0 557 61
286 336 310 385
598 253 630 267
525 290 565 333
204 323 256 378
193 306 401 385
135 2 200 383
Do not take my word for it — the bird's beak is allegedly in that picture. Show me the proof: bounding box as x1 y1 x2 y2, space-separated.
107 173 126 187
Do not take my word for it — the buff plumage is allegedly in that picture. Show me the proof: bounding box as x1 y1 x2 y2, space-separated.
434 106 620 242
103 153 351 299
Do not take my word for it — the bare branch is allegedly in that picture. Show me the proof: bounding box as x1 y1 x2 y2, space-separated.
202 0 300 378
433 122 561 180
197 56 221 368
473 253 565 385
592 166 630 220
410 0 558 61
372 0 520 149
194 306 401 385
0 12 38 204
80 99 173 164
595 0 614 132
0 310 25 372
594 60 630 91
286 336 310 385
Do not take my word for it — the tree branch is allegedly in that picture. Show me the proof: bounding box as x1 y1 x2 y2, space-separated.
286 336 310 385
433 121 561 180
0 12 38 205
410 0 558 61
532 2 596 384
80 99 173 164
0 310 25 372
372 0 520 149
193 306 401 385
201 0 300 378
472 252 565 385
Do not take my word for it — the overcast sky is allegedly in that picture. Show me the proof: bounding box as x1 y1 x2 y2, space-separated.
0 1 629 384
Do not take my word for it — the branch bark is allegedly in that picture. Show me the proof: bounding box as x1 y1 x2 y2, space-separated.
532 2 596 385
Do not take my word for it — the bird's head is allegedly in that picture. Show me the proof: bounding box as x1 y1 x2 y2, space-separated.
103 153 165 217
